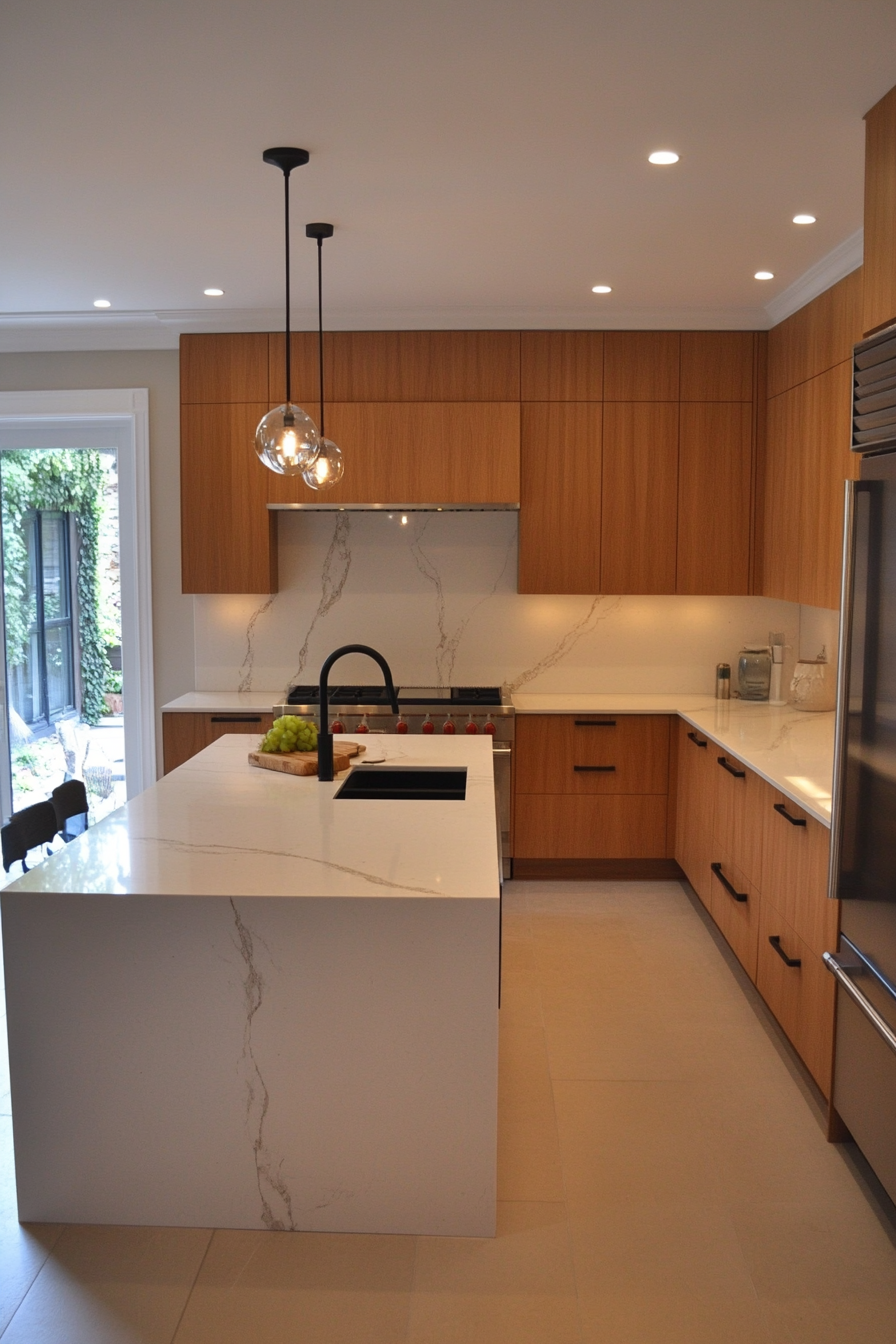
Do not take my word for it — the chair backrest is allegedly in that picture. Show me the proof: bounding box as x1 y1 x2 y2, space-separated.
1 801 58 873
51 780 89 837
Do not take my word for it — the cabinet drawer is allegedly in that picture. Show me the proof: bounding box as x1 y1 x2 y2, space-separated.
761 791 836 955
709 851 761 982
515 715 670 794
162 712 274 774
674 719 715 908
756 899 835 1097
711 752 768 885
514 795 668 859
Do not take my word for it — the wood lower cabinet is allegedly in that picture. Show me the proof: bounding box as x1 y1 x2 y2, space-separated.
709 851 761 982
514 713 672 860
162 712 274 774
674 719 715 907
757 898 836 1095
712 750 768 887
761 790 837 957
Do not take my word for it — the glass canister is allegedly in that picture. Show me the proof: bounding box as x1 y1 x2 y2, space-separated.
737 645 772 700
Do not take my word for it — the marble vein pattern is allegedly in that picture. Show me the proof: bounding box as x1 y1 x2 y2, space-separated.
291 514 352 681
409 517 517 685
237 595 276 694
507 595 623 694
230 899 297 1231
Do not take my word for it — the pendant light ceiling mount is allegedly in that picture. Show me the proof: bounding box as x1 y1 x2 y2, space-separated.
262 146 310 175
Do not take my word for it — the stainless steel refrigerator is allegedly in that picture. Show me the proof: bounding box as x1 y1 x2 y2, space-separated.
827 324 896 1203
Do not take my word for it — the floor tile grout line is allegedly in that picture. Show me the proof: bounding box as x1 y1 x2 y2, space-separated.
0 1224 66 1341
168 1227 215 1344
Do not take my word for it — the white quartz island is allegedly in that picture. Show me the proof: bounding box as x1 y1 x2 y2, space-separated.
1 735 500 1236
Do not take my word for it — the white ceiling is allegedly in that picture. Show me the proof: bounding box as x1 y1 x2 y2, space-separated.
2 0 895 348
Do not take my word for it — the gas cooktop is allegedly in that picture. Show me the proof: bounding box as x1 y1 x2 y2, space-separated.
285 685 504 707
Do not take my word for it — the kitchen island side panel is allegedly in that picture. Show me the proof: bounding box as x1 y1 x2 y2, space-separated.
3 892 498 1236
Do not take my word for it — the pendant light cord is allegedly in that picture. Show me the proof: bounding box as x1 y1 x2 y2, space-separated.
317 237 325 438
283 169 292 405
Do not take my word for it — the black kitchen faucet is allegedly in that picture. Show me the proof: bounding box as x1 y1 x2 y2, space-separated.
317 645 399 781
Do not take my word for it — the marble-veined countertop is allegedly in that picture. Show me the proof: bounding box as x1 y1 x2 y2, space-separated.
6 735 501 900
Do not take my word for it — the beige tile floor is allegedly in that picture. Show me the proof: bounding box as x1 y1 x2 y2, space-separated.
1 879 895 1342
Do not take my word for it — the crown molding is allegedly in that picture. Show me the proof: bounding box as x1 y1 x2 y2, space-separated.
0 303 770 352
764 228 864 327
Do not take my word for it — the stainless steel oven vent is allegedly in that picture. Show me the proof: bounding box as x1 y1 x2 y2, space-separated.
852 324 896 453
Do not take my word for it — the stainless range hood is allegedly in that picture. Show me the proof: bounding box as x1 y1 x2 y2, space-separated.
267 502 520 512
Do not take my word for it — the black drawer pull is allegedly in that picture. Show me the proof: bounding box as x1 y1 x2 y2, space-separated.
687 731 708 748
574 765 616 772
773 802 807 827
769 935 802 968
575 719 616 727
711 862 748 903
210 715 263 723
717 756 746 779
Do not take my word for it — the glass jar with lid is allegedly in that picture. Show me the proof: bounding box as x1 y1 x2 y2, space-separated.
737 645 772 700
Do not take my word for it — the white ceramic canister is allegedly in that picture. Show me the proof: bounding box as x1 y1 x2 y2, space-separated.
790 657 836 711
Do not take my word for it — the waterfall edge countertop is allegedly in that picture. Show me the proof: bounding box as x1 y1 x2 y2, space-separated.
8 733 501 899
513 693 835 826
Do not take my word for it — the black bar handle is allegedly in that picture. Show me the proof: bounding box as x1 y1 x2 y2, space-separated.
711 862 748 903
687 731 708 748
574 765 616 772
575 719 616 727
773 802 807 828
210 715 263 723
717 756 746 778
769 935 802 968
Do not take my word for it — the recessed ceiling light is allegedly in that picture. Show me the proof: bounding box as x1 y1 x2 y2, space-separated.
648 150 679 165
93 298 111 308
792 214 816 225
592 285 612 294
204 287 225 296
754 271 774 281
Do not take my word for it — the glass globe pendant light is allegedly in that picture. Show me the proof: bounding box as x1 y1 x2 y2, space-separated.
255 147 320 476
302 222 344 490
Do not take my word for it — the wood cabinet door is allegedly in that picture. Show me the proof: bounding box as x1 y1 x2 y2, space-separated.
181 334 270 404
603 333 680 400
711 753 768 888
515 715 670 795
674 718 715 907
761 387 802 603
265 403 520 507
680 332 754 402
514 794 668 859
709 850 761 982
797 360 858 611
181 403 278 594
601 403 679 593
756 898 836 1096
162 712 274 773
519 404 601 593
520 332 604 400
863 84 896 337
677 403 752 595
761 791 837 956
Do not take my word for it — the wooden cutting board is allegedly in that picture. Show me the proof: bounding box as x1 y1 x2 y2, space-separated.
248 741 365 777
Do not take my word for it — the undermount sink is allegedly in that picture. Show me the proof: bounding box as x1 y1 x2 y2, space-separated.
334 766 467 801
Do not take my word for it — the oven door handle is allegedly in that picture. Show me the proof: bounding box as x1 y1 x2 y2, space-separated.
823 951 896 1058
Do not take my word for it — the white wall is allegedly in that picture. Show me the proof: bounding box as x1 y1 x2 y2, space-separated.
195 510 840 698
0 350 193 751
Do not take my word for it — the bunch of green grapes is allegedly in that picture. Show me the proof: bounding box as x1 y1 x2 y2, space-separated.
259 715 319 754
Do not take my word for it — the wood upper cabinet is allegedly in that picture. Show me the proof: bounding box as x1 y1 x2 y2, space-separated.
271 331 521 402
265 402 520 507
797 360 859 610
680 332 754 401
603 332 680 400
761 386 802 603
677 403 752 595
520 332 604 400
181 334 269 404
181 403 278 594
863 84 896 337
518 403 601 593
768 269 864 398
601 403 679 593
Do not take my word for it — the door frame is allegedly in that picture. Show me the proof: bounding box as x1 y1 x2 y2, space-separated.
0 389 155 816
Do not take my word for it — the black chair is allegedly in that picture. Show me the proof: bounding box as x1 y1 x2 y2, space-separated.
1 801 58 874
51 780 89 843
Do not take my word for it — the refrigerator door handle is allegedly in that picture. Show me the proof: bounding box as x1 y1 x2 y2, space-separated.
824 950 896 1058
828 479 859 901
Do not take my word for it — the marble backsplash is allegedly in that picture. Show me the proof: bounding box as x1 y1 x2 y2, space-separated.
193 511 840 697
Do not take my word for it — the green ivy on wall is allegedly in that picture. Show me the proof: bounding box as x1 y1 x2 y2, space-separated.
0 450 110 725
